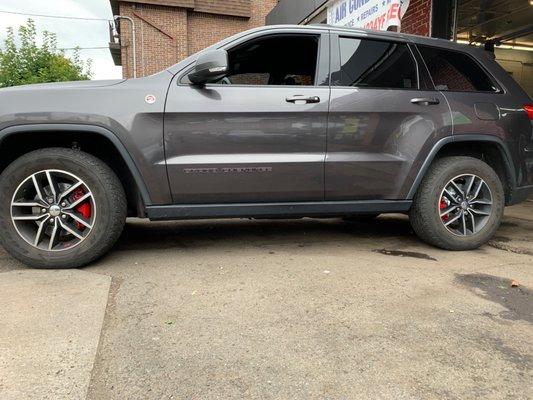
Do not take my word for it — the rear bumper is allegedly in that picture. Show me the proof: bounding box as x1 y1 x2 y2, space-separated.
508 185 533 205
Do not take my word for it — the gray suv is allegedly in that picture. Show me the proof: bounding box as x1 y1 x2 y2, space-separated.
0 25 532 268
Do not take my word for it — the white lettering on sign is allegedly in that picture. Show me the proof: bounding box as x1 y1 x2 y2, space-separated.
327 0 410 31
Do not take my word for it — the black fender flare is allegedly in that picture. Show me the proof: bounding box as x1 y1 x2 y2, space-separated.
407 134 517 199
0 123 152 205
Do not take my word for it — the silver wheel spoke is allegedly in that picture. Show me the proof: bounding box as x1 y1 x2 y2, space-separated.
465 175 476 197
58 219 84 240
470 208 490 216
58 181 83 203
470 199 492 206
450 181 465 198
461 212 467 235
34 216 50 246
443 188 459 204
467 210 476 234
48 219 59 251
66 192 92 209
440 205 458 218
11 201 44 208
63 211 92 229
45 171 58 202
13 214 49 221
31 174 47 204
471 179 485 200
444 213 462 227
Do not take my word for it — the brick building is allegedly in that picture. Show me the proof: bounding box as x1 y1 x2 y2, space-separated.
109 0 277 78
109 0 533 97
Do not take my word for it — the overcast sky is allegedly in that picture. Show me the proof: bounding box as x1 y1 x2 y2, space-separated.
0 0 122 79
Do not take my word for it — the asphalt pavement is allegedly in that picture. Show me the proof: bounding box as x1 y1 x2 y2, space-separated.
1 200 532 400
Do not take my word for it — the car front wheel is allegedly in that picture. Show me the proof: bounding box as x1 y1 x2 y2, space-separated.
0 148 126 268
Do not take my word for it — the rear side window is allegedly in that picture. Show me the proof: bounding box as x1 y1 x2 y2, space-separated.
333 37 417 89
417 45 500 93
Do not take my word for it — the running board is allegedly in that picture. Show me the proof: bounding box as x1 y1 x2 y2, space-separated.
146 200 412 221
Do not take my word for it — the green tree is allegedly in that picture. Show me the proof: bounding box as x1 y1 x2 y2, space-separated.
0 19 92 87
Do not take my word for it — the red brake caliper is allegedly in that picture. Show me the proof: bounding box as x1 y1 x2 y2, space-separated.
70 188 91 230
440 198 449 222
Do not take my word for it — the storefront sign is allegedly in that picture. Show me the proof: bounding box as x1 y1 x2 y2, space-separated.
327 0 410 31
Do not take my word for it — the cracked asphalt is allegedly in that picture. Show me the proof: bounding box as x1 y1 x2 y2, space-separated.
1 200 532 400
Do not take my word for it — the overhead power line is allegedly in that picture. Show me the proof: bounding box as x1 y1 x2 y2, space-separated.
0 10 111 22
59 46 110 51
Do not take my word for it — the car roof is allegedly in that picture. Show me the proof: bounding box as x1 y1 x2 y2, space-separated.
259 24 482 55
166 23 486 75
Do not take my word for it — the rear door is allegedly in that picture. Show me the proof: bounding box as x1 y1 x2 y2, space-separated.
164 29 330 204
326 33 453 200
416 44 533 188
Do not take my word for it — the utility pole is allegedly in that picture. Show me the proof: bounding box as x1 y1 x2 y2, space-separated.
114 15 137 78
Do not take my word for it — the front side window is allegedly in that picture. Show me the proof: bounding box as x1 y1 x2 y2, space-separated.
216 34 319 86
417 45 500 92
333 37 418 89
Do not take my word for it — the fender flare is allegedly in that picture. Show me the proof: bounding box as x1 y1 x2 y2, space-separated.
407 134 517 199
0 123 152 205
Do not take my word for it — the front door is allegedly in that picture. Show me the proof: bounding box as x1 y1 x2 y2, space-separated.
164 31 330 204
326 34 452 200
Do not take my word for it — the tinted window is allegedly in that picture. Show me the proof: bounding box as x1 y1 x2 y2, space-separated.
218 35 319 86
334 37 417 89
418 46 499 92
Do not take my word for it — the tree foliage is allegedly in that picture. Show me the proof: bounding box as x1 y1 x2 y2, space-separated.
0 19 92 87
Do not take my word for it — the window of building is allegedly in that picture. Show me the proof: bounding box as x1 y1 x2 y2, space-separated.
333 37 418 89
216 34 319 86
417 45 500 92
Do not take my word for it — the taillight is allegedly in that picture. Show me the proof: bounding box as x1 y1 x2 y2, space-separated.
524 104 533 120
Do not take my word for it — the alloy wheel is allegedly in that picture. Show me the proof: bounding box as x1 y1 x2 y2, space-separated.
10 169 96 251
438 174 493 236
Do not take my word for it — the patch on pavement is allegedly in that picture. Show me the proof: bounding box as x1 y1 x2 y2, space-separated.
0 269 111 400
372 248 437 261
456 273 532 324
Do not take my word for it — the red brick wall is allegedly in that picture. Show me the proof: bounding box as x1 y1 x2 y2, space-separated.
401 0 432 37
117 0 277 78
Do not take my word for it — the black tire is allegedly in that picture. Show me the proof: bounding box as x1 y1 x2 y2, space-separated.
0 148 126 268
409 156 504 250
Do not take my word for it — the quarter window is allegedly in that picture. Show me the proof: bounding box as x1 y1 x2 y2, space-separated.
334 37 418 89
417 46 500 92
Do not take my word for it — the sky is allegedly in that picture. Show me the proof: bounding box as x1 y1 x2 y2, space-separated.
0 0 122 79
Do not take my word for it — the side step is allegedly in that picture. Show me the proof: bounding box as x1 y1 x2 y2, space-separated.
146 200 412 221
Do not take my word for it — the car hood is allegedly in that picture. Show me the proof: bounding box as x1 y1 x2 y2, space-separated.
0 79 126 92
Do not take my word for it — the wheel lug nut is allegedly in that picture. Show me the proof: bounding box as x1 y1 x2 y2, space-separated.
41 208 47 213
49 217 55 223
47 198 54 204
61 214 67 219
61 202 66 207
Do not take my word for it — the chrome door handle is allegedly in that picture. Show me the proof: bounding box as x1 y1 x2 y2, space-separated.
411 97 440 105
286 95 320 104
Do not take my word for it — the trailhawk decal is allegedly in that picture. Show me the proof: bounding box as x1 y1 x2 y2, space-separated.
184 167 273 174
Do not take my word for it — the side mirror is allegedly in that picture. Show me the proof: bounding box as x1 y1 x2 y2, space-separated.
188 50 229 85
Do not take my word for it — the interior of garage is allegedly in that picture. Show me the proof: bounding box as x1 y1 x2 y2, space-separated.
434 0 533 97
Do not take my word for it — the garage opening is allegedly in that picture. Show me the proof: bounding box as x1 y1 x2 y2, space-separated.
432 0 533 98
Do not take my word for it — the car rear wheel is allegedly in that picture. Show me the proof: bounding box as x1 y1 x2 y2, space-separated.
0 148 126 268
409 156 504 250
